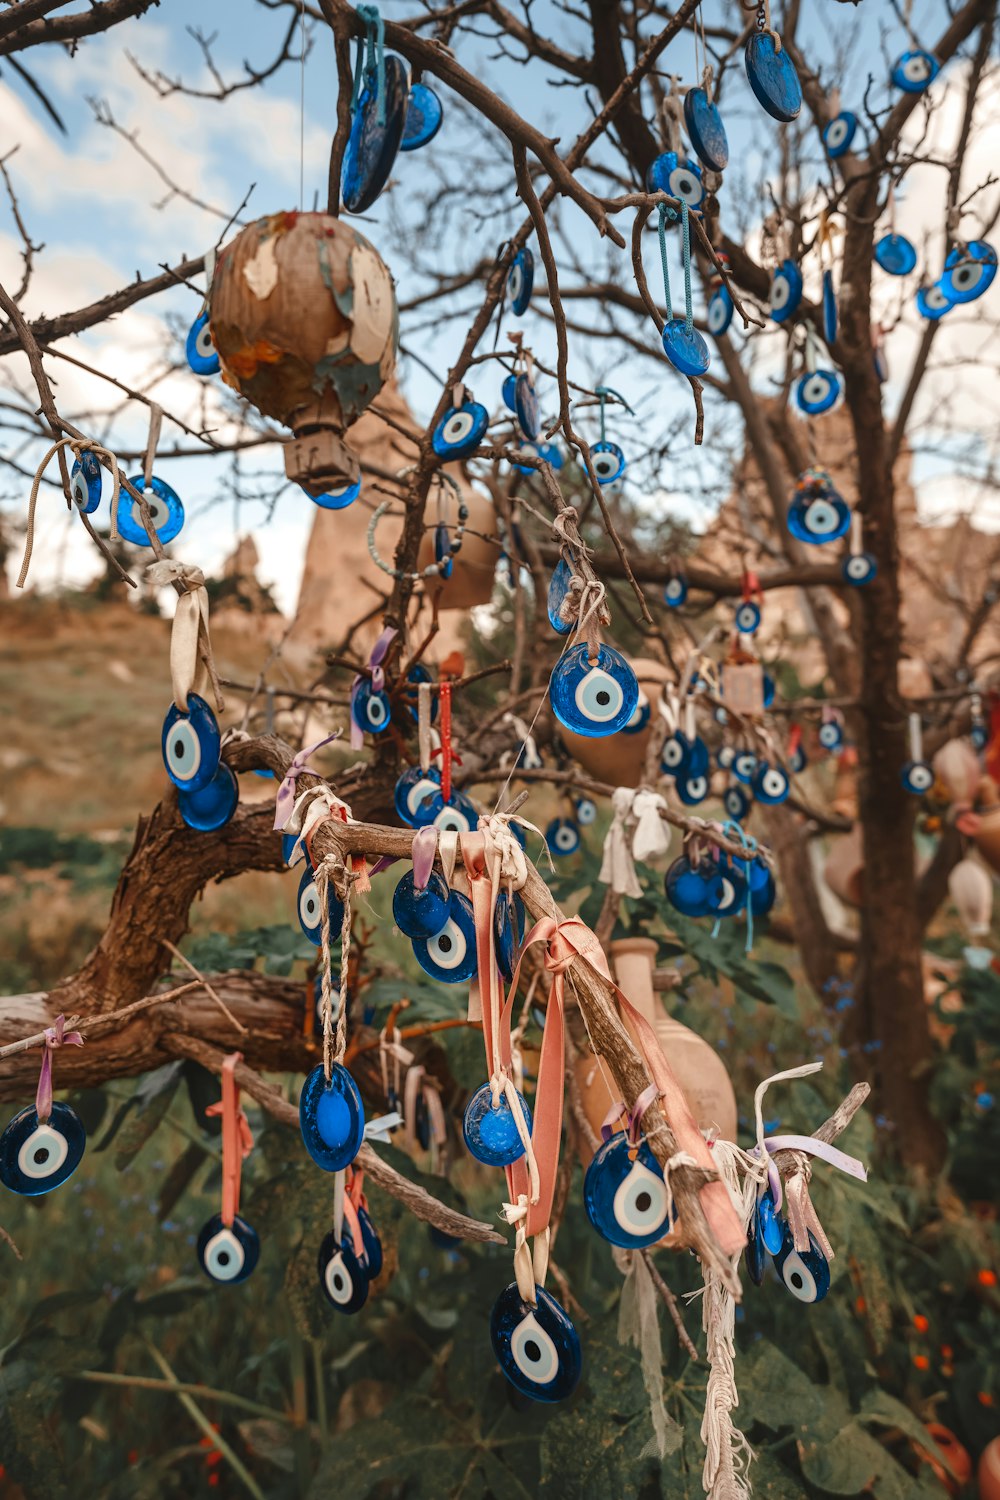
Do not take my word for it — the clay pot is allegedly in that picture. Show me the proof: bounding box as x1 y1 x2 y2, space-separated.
978 1435 1000 1500
560 656 671 787
948 857 993 937
415 483 497 610
898 657 933 699
933 738 980 805
211 212 397 490
823 826 864 908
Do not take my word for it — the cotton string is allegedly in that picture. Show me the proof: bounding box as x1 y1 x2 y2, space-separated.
317 855 353 1081
146 560 224 713
18 435 123 588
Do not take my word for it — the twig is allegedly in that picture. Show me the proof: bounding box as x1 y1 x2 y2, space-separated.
641 1250 699 1361
0 981 202 1062
154 937 248 1036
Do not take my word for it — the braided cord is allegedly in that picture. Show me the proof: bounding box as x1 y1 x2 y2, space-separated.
658 204 674 322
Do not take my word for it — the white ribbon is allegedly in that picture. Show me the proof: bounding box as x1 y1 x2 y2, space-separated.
632 790 671 864
363 1111 404 1143
598 786 643 898
146 561 221 713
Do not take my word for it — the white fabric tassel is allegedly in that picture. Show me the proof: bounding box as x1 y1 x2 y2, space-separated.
598 786 643 898
700 1266 753 1499
632 790 671 864
617 1250 683 1459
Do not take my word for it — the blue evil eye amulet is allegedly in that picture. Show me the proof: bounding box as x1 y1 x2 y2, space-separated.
197 1213 260 1284
891 49 938 93
117 476 184 546
683 87 729 172
318 1227 370 1313
941 240 996 303
305 476 361 510
432 400 489 460
548 643 639 738
490 1282 582 1402
822 111 856 159
770 259 802 323
400 81 443 151
0 1101 86 1196
299 1063 365 1172
392 868 449 938
70 452 102 513
463 1082 532 1166
186 310 220 376
297 864 345 947
412 889 478 982
583 1135 672 1248
178 763 239 831
745 31 802 123
508 248 534 316
162 693 221 792
546 817 581 856
353 678 392 734
342 53 410 214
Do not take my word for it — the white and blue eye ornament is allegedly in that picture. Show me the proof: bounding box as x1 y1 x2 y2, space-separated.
724 783 750 821
684 77 729 172
400 79 443 151
745 8 802 123
303 475 361 511
788 729 807 774
162 693 222 793
822 110 857 159
753 760 791 806
196 1212 259 1285
318 1220 370 1314
774 1221 831 1303
502 373 518 411
186 309 220 377
575 796 598 826
818 713 843 754
706 851 749 918
891 49 939 94
546 816 581 857
622 689 650 735
513 440 563 475
916 281 953 321
508 245 534 317
392 868 450 939
708 279 734 339
70 450 102 513
298 864 346 948
178 763 239 832
901 712 934 796
0 1017 85 1196
514 370 541 441
432 389 489 461
589 385 632 485
664 565 688 607
394 765 441 825
823 268 838 345
351 675 392 736
657 202 711 377
300 1062 366 1172
842 511 878 587
412 889 478 983
940 239 997 304
770 257 803 324
464 1080 533 1166
676 771 710 805
117 475 184 546
549 642 639 739
196 1054 260 1284
733 747 758 784
491 1281 582 1402
341 13 410 214
647 150 704 211
787 468 850 544
584 1111 672 1249
735 574 762 635
665 851 717 917
795 364 841 418
874 231 917 277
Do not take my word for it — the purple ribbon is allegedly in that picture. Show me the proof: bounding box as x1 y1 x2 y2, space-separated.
273 731 342 831
36 1015 84 1123
411 826 438 890
350 627 398 749
600 1082 660 1144
751 1134 868 1211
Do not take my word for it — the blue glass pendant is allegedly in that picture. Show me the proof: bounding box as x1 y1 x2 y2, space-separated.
502 374 518 411
403 664 438 722
412 890 477 982
353 679 391 735
300 1063 365 1172
318 1227 369 1313
770 259 802 323
547 558 574 635
494 889 524 980
741 857 777 915
718 746 735 770
789 742 807 773
942 240 997 303
665 855 715 917
684 87 729 171
774 1223 831 1303
513 440 563 474
342 53 410 213
818 721 843 753
787 480 850 543
186 310 220 376
358 1204 383 1277
757 1186 784 1254
509 247 534 316
426 790 478 835
795 369 841 416
822 270 838 344
306 476 361 510
733 749 758 784
392 868 449 938
724 784 750 821
434 522 453 579
584 1135 671 1249
822 111 856 159
546 817 581 857
647 151 704 210
917 282 952 321
842 551 877 587
514 373 540 440
753 761 790 805
490 1282 582 1402
662 319 711 377
676 773 710 806
178 762 238 831
901 760 934 795
891 49 938 93
622 692 650 734
117 475 184 546
549 643 639 738
0 1102 85 1196
763 672 776 709
432 400 489 460
197 1212 259 1284
575 797 597 826
463 1082 532 1166
297 864 345 947
70 451 102 513
661 730 694 776
400 81 443 151
162 693 221 793
590 440 626 485
874 232 917 276
745 32 802 122
735 600 761 634
283 831 304 867
874 344 889 384
745 1213 767 1285
709 856 748 917
708 285 734 338
664 573 688 607
394 765 441 825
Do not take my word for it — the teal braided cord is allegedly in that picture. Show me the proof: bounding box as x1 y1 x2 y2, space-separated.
358 5 386 127
682 200 694 334
349 35 365 113
658 204 673 323
722 818 757 953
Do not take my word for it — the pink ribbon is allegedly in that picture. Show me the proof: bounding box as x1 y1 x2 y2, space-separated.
273 731 342 830
35 1016 84 1123
411 826 438 890
205 1052 254 1228
600 1082 660 1145
350 627 398 749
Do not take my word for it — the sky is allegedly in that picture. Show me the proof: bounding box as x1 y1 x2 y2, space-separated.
0 0 996 613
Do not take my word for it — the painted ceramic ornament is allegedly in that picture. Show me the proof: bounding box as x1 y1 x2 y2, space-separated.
823 270 838 344
590 440 626 485
297 865 346 947
822 110 856 159
647 151 704 210
178 762 239 831
901 759 934 795
683 86 729 171
508 247 534 316
318 1228 369 1313
307 476 361 510
394 765 441 825
117 475 184 546
874 232 917 276
357 1204 383 1277
708 283 734 337
400 81 443 151
733 749 758 784
724 784 750 820
432 399 489 460
0 1101 85 1196
795 369 841 416
664 572 688 607
787 472 851 543
662 318 711 377
735 600 761 634
707 855 748 916
463 1082 532 1166
745 31 802 123
622 692 651 735
818 720 843 753
186 310 220 376
676 772 710 805
352 679 392 735
773 1223 831 1303
770 259 802 323
575 797 598 826
548 643 639 738
546 817 581 857
584 1136 672 1248
494 890 524 981
300 1063 365 1172
490 1282 582 1403
161 694 221 793
514 373 541 440
665 855 717 917
842 551 878 586
197 1212 260 1284
891 49 939 93
412 889 478 982
70 451 102 513
916 282 953 321
392 869 450 938
941 240 997 303
342 53 410 213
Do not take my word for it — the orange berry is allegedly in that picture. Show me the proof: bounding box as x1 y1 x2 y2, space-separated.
941 1345 953 1358
913 1354 930 1370
855 1296 867 1313
979 1391 995 1407
978 1268 997 1287
913 1314 929 1333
